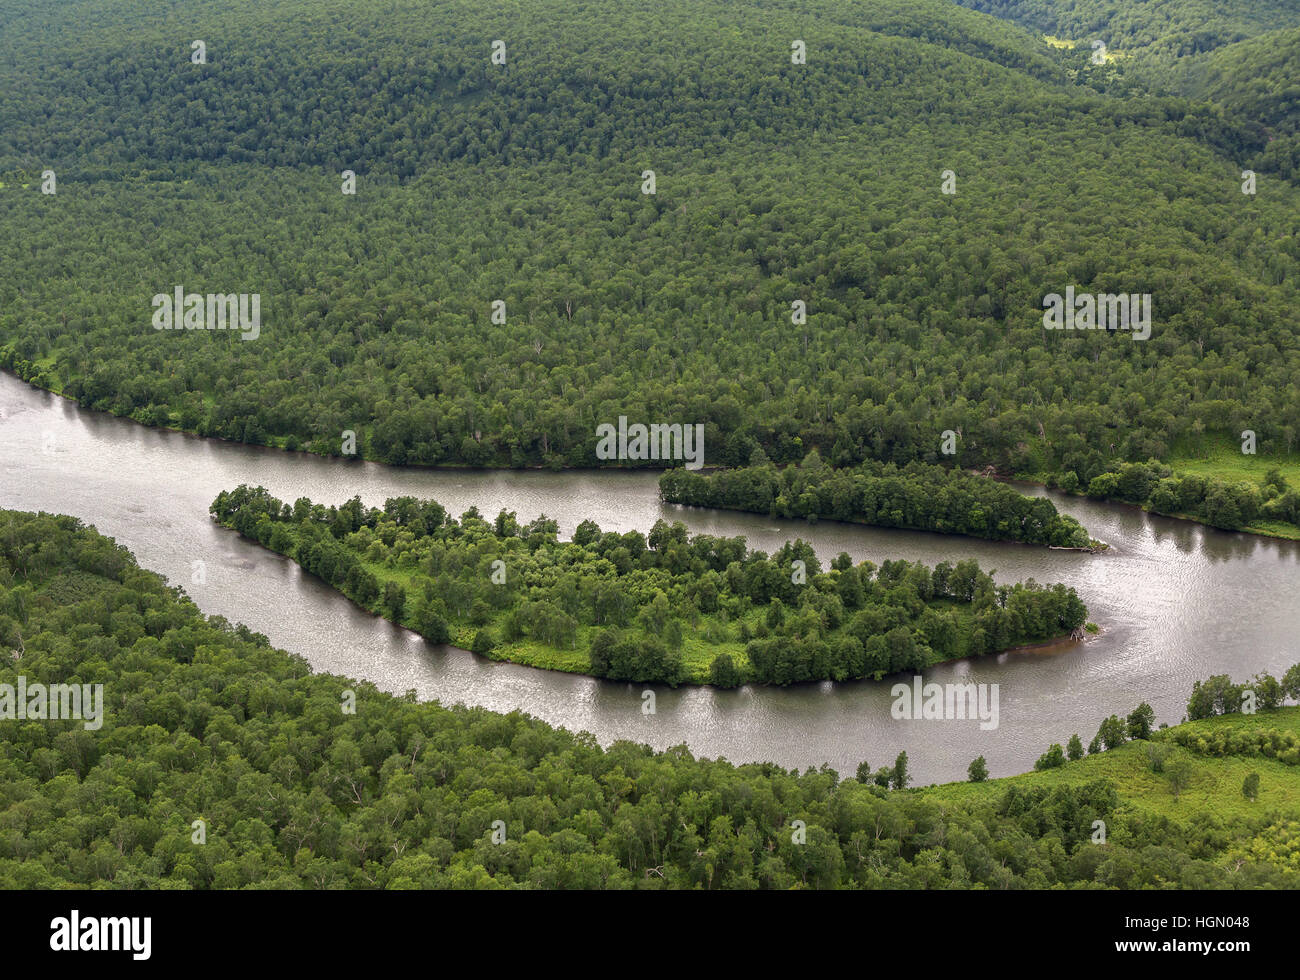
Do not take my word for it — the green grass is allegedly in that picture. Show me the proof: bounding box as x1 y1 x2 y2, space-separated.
1168 434 1300 539
1170 433 1300 488
926 708 1300 827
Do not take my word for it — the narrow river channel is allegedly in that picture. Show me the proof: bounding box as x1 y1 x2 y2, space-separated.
3 371 1297 783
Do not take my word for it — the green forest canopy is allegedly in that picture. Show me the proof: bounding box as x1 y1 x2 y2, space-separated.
955 0 1300 57
664 450 1300 535
0 0 1296 507
2 507 1299 888
958 0 1300 179
660 451 1099 546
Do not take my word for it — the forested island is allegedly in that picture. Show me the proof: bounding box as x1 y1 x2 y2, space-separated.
2 508 1298 889
210 485 1090 686
660 452 1102 548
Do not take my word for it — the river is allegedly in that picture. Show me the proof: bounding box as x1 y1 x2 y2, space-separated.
2 371 1297 783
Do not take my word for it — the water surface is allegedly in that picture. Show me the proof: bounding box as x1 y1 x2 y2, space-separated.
2 372 1296 783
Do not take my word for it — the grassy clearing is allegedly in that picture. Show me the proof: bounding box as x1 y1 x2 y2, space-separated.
1043 35 1122 62
1171 433 1300 487
1168 434 1300 538
925 708 1300 826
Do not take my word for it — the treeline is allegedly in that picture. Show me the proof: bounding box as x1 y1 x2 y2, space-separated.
660 450 1097 548
1 507 1294 888
1030 702 1158 773
1187 669 1300 721
210 485 1088 686
1024 664 1300 776
1073 459 1300 530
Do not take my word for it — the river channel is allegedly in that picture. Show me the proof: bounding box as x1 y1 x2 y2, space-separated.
3 371 1297 783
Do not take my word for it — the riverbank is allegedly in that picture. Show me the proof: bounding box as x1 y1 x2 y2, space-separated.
930 706 1300 829
1008 469 1300 543
5 363 1290 544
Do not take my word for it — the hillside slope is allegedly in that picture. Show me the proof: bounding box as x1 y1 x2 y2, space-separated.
954 0 1300 56
0 0 1296 493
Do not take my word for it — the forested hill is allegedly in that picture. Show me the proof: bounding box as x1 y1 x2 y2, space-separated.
0 0 1297 486
2 507 1299 888
955 1 1300 180
0 0 1066 170
1164 27 1300 181
954 0 1300 57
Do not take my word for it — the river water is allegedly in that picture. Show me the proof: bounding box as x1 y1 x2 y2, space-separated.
2 371 1297 783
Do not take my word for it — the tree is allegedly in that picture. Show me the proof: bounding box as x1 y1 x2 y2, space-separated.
414 600 450 644
765 598 786 630
1034 744 1065 770
383 581 406 621
1283 663 1300 702
1095 715 1128 751
1188 675 1245 720
967 756 988 783
1126 703 1155 741
588 630 616 677
891 752 910 790
855 760 872 784
1242 772 1260 801
1066 734 1084 761
709 653 741 688
1251 673 1283 711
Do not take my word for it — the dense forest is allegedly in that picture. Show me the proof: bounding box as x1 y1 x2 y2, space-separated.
958 0 1300 180
1076 458 1300 530
954 0 1300 57
660 450 1098 546
1165 27 1300 182
663 450 1300 534
2 508 1298 888
209 485 1089 686
0 0 1298 542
